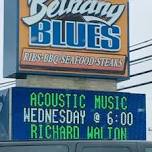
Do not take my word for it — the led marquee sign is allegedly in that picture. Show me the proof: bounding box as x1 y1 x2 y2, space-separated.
17 0 129 78
12 87 146 141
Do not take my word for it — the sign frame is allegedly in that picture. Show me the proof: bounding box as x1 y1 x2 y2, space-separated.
11 87 146 141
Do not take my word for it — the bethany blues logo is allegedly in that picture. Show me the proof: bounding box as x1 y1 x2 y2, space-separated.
22 0 126 52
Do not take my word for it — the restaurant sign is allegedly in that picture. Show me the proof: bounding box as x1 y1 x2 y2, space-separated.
18 0 128 78
12 87 146 141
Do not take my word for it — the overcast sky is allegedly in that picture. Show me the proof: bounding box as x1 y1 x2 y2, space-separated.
0 0 152 80
0 0 3 79
129 0 152 45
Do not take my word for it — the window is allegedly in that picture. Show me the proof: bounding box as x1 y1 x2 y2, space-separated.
0 145 68 152
145 148 152 152
82 147 131 152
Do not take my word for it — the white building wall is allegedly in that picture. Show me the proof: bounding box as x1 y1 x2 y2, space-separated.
118 41 152 141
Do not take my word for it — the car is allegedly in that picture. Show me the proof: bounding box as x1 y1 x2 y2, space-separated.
0 141 151 152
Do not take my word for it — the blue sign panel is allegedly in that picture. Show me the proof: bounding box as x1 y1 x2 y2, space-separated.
12 87 146 141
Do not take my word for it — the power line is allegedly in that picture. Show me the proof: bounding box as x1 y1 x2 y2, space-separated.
130 55 152 64
0 80 16 85
0 82 16 89
130 57 152 66
130 38 152 47
118 81 152 91
130 43 152 52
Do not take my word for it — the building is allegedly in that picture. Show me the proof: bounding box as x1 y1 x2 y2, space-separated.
117 39 152 140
